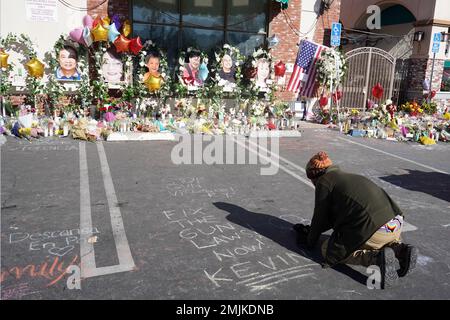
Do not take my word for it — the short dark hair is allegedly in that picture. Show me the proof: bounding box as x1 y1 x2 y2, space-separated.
145 50 161 64
61 45 78 61
187 49 201 59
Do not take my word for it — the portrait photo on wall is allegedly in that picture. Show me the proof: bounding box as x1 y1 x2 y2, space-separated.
143 50 163 92
55 45 81 81
101 49 125 84
181 48 208 88
254 57 271 92
218 53 236 84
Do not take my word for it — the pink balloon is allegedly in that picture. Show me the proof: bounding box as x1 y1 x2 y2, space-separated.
83 15 93 28
69 27 84 44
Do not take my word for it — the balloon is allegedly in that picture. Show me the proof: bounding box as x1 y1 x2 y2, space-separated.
112 14 121 30
69 27 84 44
430 90 436 99
83 15 94 28
145 74 162 92
91 23 109 42
102 16 110 27
198 63 209 81
129 37 143 55
0 50 9 68
122 20 131 37
108 23 121 43
319 95 328 107
92 16 102 28
332 91 342 103
274 60 286 77
372 83 384 100
114 34 131 53
83 26 93 47
26 58 45 78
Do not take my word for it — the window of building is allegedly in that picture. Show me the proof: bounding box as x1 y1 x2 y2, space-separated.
132 0 269 68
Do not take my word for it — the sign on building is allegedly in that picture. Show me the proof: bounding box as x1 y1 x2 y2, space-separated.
25 0 58 23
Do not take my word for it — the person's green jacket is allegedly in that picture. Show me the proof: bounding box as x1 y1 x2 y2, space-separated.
307 166 404 267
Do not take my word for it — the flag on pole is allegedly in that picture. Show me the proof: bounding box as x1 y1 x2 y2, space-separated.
286 40 327 97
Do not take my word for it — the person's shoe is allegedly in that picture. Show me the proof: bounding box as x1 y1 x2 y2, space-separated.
376 247 400 289
389 242 418 277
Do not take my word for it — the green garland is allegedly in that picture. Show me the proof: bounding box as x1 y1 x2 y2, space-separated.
176 47 209 99
210 44 245 104
44 35 90 112
135 40 172 105
0 33 44 108
247 47 277 103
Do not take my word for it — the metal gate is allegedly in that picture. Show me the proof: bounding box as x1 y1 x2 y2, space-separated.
341 47 397 110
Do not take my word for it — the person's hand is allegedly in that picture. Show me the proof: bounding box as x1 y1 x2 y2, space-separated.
293 223 310 247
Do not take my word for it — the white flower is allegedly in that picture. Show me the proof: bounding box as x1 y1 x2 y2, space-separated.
161 73 166 78
142 51 147 56
98 70 103 75
139 62 145 67
179 57 185 65
102 48 107 52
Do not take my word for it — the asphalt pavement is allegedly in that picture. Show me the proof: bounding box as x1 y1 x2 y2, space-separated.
1 124 449 300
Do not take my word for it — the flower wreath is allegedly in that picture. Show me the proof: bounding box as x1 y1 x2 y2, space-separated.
247 47 275 97
136 40 171 100
316 48 347 92
45 35 90 112
0 33 44 108
211 44 244 94
178 47 209 92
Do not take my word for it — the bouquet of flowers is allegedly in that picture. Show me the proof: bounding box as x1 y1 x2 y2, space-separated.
316 48 347 91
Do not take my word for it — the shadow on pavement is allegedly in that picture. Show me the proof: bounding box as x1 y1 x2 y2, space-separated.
380 170 450 203
213 202 368 286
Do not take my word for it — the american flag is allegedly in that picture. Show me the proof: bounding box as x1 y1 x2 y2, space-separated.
286 40 327 97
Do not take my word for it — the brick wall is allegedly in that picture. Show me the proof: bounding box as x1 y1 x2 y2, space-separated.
269 0 302 101
87 0 108 18
313 0 341 46
406 58 445 95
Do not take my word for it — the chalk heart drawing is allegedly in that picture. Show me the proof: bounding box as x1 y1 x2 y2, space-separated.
48 246 75 257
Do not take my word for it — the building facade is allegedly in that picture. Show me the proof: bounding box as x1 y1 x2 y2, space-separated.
340 0 450 102
1 0 342 104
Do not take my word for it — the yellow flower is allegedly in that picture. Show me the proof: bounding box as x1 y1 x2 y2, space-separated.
418 108 423 113
444 113 450 120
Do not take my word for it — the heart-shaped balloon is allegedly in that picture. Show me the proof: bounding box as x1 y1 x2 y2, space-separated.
372 83 384 100
114 34 131 53
108 23 121 43
83 26 93 47
129 37 143 55
274 61 286 77
69 27 84 44
83 15 94 28
319 95 329 107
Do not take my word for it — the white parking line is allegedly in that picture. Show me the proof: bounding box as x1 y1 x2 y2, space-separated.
79 142 135 279
338 137 450 175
